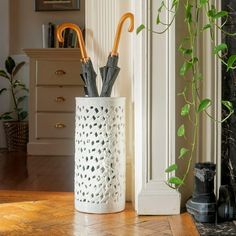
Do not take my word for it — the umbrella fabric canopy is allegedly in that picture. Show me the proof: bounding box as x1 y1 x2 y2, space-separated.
56 23 98 97
100 13 134 97
100 55 120 97
81 59 98 97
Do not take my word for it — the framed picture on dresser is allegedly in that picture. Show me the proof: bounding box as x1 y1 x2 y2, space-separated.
35 0 80 11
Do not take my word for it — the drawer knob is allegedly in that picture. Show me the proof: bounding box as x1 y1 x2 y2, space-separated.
55 123 66 129
55 69 66 76
55 96 66 102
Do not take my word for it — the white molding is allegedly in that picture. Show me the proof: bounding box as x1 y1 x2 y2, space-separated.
199 0 222 195
134 0 180 215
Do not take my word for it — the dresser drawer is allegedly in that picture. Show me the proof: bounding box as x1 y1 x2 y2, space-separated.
36 86 84 112
36 60 83 85
36 113 75 139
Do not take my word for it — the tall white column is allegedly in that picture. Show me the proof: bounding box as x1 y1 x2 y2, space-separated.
134 0 180 214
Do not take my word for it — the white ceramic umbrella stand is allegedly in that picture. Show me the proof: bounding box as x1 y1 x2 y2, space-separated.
74 97 126 213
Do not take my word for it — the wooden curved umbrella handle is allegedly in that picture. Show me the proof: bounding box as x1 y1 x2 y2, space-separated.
57 23 89 62
111 12 134 56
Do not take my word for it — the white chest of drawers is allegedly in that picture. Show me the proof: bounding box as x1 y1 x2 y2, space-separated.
24 49 84 155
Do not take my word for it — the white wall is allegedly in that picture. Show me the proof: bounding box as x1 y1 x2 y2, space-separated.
0 0 10 147
10 0 85 54
0 0 85 148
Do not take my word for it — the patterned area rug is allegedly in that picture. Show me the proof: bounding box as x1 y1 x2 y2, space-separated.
195 220 236 236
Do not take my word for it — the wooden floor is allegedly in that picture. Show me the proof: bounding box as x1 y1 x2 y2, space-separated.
0 150 199 236
0 150 74 191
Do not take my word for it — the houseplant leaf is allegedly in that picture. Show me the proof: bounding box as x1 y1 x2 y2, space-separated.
19 111 28 121
0 112 13 120
13 61 25 77
0 70 10 79
178 148 189 159
17 95 27 104
136 24 145 34
5 56 16 74
197 99 212 113
212 11 228 19
181 104 190 116
168 177 183 186
222 100 234 113
200 0 208 6
213 43 227 54
0 88 7 95
165 164 178 173
227 55 236 71
179 61 192 76
177 124 185 137
202 24 211 31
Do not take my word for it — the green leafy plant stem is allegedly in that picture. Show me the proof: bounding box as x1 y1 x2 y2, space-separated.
10 74 20 121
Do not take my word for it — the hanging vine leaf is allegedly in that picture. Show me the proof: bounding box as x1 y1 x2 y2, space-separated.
178 148 189 159
168 177 183 185
202 23 211 31
222 100 234 113
213 11 228 19
156 14 160 24
200 0 208 6
197 99 212 113
165 164 178 173
181 104 190 116
171 0 179 9
179 61 192 76
136 24 145 34
194 73 203 81
213 43 227 54
177 124 185 137
227 55 236 71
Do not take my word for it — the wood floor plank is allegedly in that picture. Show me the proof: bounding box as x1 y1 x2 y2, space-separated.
0 151 199 235
0 190 199 236
168 213 200 236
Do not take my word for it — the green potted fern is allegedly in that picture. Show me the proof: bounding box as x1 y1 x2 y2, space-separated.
0 56 28 151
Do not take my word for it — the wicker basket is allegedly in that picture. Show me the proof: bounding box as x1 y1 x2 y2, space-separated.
3 121 29 152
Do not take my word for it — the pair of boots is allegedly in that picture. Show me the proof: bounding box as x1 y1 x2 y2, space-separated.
186 162 236 223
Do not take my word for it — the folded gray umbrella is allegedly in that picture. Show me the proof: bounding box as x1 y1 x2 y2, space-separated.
80 59 99 97
100 55 120 97
56 23 98 97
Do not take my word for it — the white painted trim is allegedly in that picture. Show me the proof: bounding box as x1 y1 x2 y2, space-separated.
134 0 180 215
200 0 222 195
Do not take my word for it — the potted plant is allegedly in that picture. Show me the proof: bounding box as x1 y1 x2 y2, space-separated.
0 56 28 152
137 2 234 193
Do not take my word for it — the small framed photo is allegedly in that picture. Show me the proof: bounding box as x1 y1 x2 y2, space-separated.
35 0 80 11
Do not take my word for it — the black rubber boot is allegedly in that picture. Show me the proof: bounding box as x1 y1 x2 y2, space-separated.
186 162 216 223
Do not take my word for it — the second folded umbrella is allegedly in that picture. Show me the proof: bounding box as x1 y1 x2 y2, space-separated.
100 12 134 97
